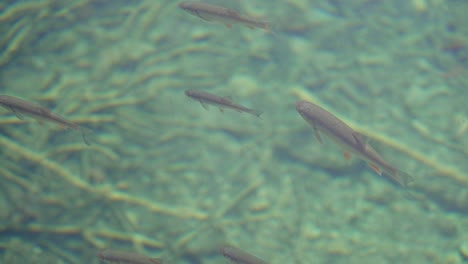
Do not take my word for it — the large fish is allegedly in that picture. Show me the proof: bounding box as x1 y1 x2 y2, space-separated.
178 1 270 30
295 100 414 187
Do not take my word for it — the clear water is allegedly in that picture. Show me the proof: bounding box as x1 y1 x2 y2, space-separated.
0 0 466 263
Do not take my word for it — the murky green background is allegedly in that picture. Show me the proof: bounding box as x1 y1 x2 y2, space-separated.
0 0 467 263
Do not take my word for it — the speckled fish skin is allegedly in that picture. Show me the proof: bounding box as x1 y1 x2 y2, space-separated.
185 89 262 118
295 100 414 187
0 95 77 128
178 1 270 30
0 95 90 145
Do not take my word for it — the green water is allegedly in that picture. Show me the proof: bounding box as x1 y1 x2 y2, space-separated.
0 0 467 263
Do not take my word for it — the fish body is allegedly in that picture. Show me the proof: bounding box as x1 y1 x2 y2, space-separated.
295 100 414 187
185 89 262 118
97 249 162 264
0 95 90 145
178 1 270 30
219 245 268 264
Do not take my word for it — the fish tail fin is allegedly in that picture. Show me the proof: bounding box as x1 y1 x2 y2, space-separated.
382 168 415 188
251 110 263 119
80 127 93 146
396 171 424 200
394 170 415 188
263 21 280 37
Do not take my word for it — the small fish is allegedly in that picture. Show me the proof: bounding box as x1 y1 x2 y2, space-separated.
0 95 91 145
295 100 414 187
97 249 163 264
219 245 269 264
178 1 270 30
185 89 262 118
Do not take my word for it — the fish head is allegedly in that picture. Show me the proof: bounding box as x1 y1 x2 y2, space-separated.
295 100 309 116
178 2 197 13
296 100 334 123
295 100 319 120
184 89 195 97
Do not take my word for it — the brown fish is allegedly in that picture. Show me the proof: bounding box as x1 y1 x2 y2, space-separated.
219 245 268 264
185 89 262 118
0 95 91 145
295 100 414 187
178 1 270 30
97 249 162 264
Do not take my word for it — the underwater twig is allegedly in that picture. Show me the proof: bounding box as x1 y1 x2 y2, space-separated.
0 20 31 67
0 167 39 193
0 17 29 49
214 177 264 219
0 134 208 220
43 143 118 160
174 162 266 250
410 119 468 157
0 1 50 23
0 224 164 251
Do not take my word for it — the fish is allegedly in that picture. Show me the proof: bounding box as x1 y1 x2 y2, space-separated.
97 249 163 264
0 95 91 145
185 89 262 118
295 100 414 187
219 245 269 264
178 1 270 30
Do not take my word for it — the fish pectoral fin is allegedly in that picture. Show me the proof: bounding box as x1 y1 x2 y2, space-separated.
369 164 382 176
199 101 209 110
225 23 232 28
312 123 323 144
218 107 224 113
10 108 25 120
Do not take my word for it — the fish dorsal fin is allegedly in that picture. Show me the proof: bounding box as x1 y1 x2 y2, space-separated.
352 132 366 150
226 9 240 18
312 122 323 144
193 10 212 21
223 95 233 101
